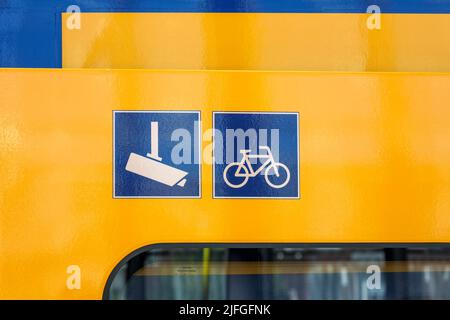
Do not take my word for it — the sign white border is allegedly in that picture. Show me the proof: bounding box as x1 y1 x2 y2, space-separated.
212 111 300 199
113 110 202 199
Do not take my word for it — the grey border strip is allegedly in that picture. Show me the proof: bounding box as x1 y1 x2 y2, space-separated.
102 242 450 300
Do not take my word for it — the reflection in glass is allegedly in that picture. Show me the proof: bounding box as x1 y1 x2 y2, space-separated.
106 247 450 300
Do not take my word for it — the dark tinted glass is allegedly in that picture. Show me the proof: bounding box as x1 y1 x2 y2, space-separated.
106 246 450 300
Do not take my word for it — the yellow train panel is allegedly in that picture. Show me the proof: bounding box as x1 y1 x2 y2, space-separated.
0 69 449 298
62 13 450 71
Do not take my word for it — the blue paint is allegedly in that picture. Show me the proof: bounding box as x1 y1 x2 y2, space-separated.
214 112 299 199
1 0 450 68
114 111 201 198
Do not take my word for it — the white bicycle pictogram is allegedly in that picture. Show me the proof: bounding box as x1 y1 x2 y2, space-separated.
223 146 290 189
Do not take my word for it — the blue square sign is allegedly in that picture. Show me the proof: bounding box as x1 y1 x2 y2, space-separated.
213 112 299 199
114 111 201 198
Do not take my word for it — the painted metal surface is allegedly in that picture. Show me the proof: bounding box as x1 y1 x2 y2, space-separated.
0 69 449 298
1 0 450 67
62 12 450 71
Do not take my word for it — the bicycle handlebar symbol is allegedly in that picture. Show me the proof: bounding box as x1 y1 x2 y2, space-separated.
223 146 290 189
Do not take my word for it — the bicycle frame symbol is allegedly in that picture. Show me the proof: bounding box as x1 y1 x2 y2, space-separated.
223 146 290 189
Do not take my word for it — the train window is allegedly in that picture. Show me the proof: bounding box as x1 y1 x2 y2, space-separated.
104 245 450 300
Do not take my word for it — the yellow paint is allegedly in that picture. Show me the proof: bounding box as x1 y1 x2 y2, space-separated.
0 69 449 299
62 13 450 71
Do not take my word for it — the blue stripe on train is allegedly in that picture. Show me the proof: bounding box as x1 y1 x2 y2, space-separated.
1 0 450 68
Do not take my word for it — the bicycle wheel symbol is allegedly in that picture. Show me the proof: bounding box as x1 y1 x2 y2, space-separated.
264 163 290 189
223 162 249 188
